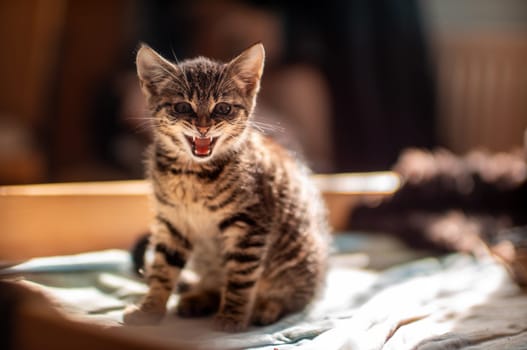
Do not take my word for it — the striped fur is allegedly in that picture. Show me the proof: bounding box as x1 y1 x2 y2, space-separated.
123 43 330 331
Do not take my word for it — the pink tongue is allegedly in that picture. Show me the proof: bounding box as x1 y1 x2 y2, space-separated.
194 137 211 155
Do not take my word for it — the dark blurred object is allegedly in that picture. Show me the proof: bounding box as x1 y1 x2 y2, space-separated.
311 0 436 171
350 148 527 252
0 280 58 350
0 279 190 349
130 232 150 276
350 147 527 287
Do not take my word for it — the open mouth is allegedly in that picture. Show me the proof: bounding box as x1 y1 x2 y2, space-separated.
184 135 218 157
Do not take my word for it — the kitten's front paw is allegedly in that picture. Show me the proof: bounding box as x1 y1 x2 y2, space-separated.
122 304 165 325
251 299 284 326
213 313 248 332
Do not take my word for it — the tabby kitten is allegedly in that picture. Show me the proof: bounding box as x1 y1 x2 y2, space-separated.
123 43 329 332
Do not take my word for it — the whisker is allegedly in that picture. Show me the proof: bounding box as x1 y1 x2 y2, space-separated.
125 112 160 134
156 63 179 81
180 66 192 92
154 61 186 89
170 44 181 65
250 122 265 133
128 116 156 121
250 119 286 134
131 121 157 134
180 121 193 129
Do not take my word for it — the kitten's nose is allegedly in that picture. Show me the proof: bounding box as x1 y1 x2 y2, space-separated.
197 126 210 136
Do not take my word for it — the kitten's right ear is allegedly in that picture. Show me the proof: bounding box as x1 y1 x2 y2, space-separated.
136 44 179 96
227 43 265 97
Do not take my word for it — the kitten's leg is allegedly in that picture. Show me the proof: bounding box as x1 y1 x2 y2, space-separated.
251 297 285 326
177 288 221 317
252 239 326 326
215 218 267 332
123 217 191 325
177 238 223 317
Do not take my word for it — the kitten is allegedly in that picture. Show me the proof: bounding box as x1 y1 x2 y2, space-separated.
122 43 330 332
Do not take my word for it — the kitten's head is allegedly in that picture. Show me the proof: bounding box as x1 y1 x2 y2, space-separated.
136 43 265 162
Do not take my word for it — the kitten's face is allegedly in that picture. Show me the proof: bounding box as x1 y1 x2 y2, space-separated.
136 43 265 162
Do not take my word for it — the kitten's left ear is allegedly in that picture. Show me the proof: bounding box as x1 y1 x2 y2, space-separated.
228 43 265 96
136 43 179 96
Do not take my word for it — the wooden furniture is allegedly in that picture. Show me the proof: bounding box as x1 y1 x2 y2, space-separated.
0 173 400 261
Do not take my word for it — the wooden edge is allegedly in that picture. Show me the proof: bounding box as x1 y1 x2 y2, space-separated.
0 172 401 196
0 180 151 196
0 173 400 260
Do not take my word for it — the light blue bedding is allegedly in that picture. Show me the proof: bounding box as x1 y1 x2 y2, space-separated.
5 234 527 349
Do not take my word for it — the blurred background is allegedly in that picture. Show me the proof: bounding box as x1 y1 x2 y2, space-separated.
0 0 526 185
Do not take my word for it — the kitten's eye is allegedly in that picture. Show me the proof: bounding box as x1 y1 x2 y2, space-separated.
173 102 193 114
213 102 232 116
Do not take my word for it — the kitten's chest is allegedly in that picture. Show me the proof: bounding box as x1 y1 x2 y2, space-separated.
168 175 210 203
160 175 221 238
